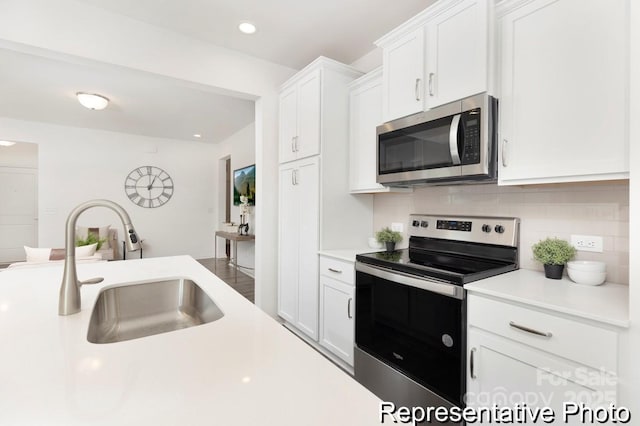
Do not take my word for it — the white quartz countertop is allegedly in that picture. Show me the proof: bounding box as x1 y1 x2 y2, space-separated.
318 248 382 262
0 256 384 425
464 269 629 328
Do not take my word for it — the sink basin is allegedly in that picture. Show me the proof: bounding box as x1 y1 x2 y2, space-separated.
87 278 224 344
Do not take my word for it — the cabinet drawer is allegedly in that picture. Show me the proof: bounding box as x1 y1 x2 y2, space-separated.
319 256 354 285
468 295 617 374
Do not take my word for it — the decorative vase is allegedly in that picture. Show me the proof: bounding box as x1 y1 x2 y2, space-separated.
544 264 564 279
385 242 396 252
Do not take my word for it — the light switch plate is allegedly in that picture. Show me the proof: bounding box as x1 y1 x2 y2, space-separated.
391 222 404 233
571 235 603 252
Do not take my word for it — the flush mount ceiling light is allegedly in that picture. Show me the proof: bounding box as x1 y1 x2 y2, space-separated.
193 134 202 138
0 140 16 147
76 92 110 110
238 22 257 34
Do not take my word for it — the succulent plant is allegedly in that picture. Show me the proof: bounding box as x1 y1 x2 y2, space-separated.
532 238 576 265
375 227 403 244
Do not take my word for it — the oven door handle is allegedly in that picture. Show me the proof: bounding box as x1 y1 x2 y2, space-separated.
356 262 464 300
449 114 462 166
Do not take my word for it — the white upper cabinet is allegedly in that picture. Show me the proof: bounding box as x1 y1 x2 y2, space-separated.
279 69 321 164
377 0 489 122
381 28 426 122
425 0 488 108
348 68 413 193
497 0 629 185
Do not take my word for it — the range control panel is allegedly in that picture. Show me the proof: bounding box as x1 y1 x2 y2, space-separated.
409 214 520 247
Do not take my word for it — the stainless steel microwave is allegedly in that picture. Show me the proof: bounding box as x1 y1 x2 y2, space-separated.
376 93 498 186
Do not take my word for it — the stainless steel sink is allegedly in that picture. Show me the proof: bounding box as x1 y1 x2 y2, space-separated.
87 278 224 344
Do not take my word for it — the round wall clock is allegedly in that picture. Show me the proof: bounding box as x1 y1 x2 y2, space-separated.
124 166 174 208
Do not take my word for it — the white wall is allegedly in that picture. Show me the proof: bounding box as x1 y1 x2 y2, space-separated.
374 182 630 284
214 123 256 276
0 117 218 259
0 0 296 315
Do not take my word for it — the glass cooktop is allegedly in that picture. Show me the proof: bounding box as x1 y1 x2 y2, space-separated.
356 248 517 286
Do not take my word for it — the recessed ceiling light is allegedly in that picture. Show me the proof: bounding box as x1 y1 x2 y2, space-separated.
76 92 110 110
0 140 16 147
193 134 202 138
238 22 257 34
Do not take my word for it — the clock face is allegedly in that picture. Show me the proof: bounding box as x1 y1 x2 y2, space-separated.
124 166 174 208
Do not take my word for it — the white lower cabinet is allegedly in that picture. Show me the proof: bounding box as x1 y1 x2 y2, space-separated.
467 294 618 422
319 255 355 366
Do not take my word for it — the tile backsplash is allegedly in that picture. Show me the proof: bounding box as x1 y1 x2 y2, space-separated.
373 181 629 284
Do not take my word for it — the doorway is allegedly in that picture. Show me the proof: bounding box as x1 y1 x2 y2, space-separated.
0 141 38 265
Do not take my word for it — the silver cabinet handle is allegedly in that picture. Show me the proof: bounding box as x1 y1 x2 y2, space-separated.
509 321 553 338
328 268 342 274
291 170 295 185
291 137 296 153
293 136 299 152
502 139 508 167
428 72 435 96
470 348 477 379
347 298 353 319
294 169 298 185
415 78 421 101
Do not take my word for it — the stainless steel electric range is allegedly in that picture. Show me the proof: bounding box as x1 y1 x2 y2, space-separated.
354 214 520 420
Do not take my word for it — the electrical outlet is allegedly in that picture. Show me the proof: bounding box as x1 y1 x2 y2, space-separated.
391 222 404 233
571 235 604 253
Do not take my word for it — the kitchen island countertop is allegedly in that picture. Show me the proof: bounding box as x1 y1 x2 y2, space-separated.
0 256 384 425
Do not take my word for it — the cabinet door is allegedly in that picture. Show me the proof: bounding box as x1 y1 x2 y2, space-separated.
349 73 385 192
296 70 322 160
319 276 355 366
279 85 298 164
382 28 425 121
498 0 628 184
425 0 487 108
295 157 320 340
277 165 299 323
467 328 616 422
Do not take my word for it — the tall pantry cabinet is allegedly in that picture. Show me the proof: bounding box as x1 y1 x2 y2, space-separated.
277 57 372 341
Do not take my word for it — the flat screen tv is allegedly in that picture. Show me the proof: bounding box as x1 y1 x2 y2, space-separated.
233 164 256 206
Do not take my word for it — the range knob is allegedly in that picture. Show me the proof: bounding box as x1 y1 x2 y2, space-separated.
420 221 429 228
494 225 505 234
482 224 492 233
412 220 420 227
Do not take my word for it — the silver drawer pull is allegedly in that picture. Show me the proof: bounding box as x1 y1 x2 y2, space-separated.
509 321 552 338
470 348 477 379
347 298 353 319
328 268 342 274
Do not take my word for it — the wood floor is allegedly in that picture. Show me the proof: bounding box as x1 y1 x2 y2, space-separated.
197 258 255 303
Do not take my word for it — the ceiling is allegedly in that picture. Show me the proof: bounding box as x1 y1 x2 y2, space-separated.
0 49 255 143
1 1 433 142
78 0 433 69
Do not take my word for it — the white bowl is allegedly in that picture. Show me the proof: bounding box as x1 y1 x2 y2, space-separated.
567 268 606 286
566 260 606 273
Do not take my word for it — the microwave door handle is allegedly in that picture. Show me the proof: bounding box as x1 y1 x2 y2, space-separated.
449 114 462 165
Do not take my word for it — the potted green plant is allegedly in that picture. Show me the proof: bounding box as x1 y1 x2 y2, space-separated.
532 237 576 279
76 233 107 250
376 227 403 252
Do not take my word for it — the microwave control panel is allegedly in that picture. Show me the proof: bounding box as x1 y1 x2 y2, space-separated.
461 110 480 164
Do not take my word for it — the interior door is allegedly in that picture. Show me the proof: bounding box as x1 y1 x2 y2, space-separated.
0 168 38 263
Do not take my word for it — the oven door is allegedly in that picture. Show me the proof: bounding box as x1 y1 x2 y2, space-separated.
355 262 466 407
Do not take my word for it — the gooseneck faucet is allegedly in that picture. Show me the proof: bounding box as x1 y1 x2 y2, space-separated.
59 200 142 316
